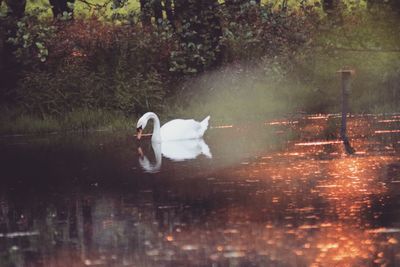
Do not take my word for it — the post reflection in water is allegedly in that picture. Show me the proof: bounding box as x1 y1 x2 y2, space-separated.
0 114 400 266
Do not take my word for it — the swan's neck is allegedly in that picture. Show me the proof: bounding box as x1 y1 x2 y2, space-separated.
152 142 162 168
146 112 161 143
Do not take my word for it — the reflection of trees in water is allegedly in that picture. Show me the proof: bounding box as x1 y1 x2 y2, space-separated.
0 192 155 266
1 186 223 266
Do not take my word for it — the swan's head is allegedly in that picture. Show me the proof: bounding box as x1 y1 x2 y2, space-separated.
136 116 148 140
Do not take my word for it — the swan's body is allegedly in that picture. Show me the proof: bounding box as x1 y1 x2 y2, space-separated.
138 139 212 173
136 112 210 143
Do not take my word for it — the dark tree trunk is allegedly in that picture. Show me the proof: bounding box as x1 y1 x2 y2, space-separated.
322 0 341 14
140 0 152 28
174 0 202 42
152 0 163 25
49 0 75 18
202 0 223 67
1 1 25 106
164 0 174 25
5 0 26 18
173 0 188 27
322 0 343 23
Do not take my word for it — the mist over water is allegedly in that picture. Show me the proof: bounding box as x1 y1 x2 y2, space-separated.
169 10 400 122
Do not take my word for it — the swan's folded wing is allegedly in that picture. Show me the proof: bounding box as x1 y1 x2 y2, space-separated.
160 119 204 141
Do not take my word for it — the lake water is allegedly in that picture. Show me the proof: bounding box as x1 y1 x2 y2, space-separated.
1 114 400 267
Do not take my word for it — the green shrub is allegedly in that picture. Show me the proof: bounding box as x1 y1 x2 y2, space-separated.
2 1 400 135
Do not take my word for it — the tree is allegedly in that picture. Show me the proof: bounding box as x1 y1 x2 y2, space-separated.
139 0 175 27
322 0 340 14
1 0 27 105
139 0 151 28
48 0 75 18
5 0 26 18
138 0 223 72
164 0 174 25
152 0 163 26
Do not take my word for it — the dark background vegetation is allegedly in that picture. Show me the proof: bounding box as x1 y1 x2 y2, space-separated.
0 0 399 133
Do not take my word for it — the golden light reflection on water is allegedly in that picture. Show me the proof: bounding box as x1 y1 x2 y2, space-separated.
375 129 400 134
267 120 299 126
378 119 400 123
211 125 234 129
307 115 331 120
295 140 343 146
2 114 400 266
153 218 400 267
160 151 400 266
206 114 400 266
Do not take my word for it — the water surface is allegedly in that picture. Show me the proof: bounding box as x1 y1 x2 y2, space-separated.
1 114 400 266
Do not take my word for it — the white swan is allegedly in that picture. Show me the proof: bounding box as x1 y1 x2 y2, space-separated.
138 139 212 173
136 112 210 143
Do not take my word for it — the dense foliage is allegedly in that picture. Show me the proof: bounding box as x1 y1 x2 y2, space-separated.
0 0 400 132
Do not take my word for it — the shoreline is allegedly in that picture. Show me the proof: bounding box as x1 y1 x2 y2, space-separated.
1 111 399 137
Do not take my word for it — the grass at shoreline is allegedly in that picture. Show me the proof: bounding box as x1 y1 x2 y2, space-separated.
0 109 135 135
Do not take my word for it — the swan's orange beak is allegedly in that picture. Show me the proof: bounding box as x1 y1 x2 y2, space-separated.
136 127 143 140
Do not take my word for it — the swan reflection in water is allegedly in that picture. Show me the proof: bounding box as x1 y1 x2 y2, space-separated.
138 139 212 173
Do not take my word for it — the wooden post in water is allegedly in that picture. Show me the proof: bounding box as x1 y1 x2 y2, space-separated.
338 68 355 154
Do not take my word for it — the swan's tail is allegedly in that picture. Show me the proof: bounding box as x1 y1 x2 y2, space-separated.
202 144 212 158
199 139 212 158
200 115 210 135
